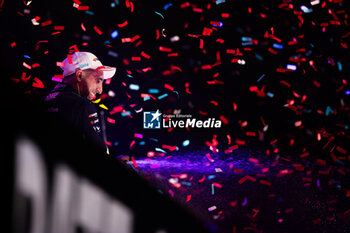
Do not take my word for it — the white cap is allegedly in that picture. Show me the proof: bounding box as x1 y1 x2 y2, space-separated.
62 51 116 79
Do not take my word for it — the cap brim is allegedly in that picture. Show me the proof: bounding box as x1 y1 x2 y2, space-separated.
97 66 116 79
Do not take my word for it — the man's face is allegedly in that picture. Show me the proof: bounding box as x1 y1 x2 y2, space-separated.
79 69 104 100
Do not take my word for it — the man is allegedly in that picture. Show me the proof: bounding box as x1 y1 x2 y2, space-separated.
45 51 116 154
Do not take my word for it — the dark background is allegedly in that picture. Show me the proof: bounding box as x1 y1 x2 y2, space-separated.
2 0 350 233
2 0 350 160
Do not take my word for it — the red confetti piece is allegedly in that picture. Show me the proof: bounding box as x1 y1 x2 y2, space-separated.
131 56 141 61
210 100 219 106
260 180 272 186
107 117 115 124
294 120 302 127
280 80 291 87
54 26 64 31
41 20 52 26
212 182 223 188
313 218 321 224
32 77 44 88
131 156 138 168
234 169 244 173
238 176 248 184
202 27 213 36
93 26 103 35
246 132 256 137
56 61 65 67
221 13 229 18
23 62 31 70
141 51 150 59
218 115 228 125
159 46 172 52
180 2 190 8
32 63 40 68
164 83 174 91
20 72 30 83
248 158 259 163
299 151 310 158
78 5 89 10
81 23 86 31
162 145 178 151
117 21 128 28
205 153 214 162
142 67 152 72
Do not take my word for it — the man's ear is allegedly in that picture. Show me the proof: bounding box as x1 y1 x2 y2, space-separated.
75 69 83 82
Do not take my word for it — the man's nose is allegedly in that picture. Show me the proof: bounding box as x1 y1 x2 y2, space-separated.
97 84 103 94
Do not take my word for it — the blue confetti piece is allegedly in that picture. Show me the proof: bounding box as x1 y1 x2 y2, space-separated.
272 43 283 49
149 138 159 142
139 141 146 145
85 10 94 15
211 21 223 27
216 0 226 5
148 88 159 94
267 92 274 98
257 74 266 82
211 183 215 195
129 83 140 91
336 160 344 166
327 58 334 64
255 54 263 61
287 64 297 70
158 93 168 99
154 11 164 19
242 41 253 46
113 141 119 146
337 61 342 71
305 50 312 56
143 96 151 101
325 106 334 116
241 37 252 42
155 148 167 153
107 50 118 58
181 182 192 186
345 90 350 95
182 140 190 147
127 74 134 78
111 30 119 39
121 110 132 116
24 55 31 59
207 175 216 180
164 3 173 10
300 5 313 13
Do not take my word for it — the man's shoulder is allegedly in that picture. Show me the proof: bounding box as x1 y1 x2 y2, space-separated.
46 84 83 103
45 83 95 112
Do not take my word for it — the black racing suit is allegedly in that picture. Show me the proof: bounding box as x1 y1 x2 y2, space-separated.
44 83 108 153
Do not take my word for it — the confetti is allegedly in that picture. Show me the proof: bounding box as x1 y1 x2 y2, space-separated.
8 1 350 232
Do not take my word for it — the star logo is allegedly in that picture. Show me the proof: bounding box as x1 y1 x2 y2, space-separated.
143 110 162 129
150 110 162 122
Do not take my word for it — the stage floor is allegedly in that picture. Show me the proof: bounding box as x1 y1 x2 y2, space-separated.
134 146 350 233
